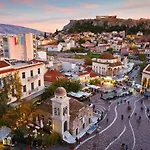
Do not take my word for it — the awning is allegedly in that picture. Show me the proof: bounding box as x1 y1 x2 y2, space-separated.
0 126 11 140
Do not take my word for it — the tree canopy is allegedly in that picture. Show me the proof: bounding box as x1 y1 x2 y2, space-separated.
84 56 92 66
42 79 82 100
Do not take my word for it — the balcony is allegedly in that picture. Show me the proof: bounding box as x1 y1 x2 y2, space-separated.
28 87 39 94
28 75 38 81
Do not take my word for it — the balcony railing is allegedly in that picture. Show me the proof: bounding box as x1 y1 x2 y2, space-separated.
28 75 38 81
28 87 39 94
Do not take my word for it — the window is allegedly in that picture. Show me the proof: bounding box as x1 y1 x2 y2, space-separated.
22 72 25 79
23 85 26 92
38 68 40 74
0 79 3 88
31 82 34 90
38 80 41 86
30 70 33 77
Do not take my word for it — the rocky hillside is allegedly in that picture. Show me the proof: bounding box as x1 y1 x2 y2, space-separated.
63 17 150 34
0 24 42 34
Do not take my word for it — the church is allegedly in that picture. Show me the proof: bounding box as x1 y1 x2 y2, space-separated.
51 87 95 143
31 87 96 143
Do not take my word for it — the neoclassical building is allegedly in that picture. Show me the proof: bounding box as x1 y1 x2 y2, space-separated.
141 64 150 88
92 53 123 77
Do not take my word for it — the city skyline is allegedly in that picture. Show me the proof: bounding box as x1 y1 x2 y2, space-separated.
0 0 150 32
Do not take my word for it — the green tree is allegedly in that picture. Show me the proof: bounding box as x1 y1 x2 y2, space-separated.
42 79 82 100
140 61 148 74
138 54 147 61
14 72 22 100
84 56 92 65
89 78 101 85
107 48 114 54
79 38 86 45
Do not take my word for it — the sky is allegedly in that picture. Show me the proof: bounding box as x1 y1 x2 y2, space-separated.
0 0 150 32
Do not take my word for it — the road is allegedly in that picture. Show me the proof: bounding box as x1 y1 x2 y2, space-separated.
76 93 150 150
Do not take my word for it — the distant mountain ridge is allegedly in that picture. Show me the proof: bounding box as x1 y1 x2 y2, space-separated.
0 24 42 34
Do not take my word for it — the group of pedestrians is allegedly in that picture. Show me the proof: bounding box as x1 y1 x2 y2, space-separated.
120 143 128 150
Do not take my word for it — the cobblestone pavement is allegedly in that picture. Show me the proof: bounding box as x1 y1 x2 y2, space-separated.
77 93 150 150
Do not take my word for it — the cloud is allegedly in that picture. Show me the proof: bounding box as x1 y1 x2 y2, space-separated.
43 4 77 14
0 4 6 8
115 0 150 10
10 0 37 4
0 13 12 17
80 3 100 9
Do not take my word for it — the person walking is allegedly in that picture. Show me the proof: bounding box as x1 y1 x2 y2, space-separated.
106 118 108 123
147 108 149 113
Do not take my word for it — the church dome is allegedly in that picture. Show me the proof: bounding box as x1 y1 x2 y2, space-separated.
55 87 67 96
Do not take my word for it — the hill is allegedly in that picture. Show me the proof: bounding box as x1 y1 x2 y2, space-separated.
0 24 42 34
63 16 150 35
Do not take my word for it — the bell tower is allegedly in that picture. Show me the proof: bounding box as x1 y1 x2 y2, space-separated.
51 87 70 136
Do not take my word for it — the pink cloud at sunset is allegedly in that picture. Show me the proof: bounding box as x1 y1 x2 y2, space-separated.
43 4 77 14
80 3 100 9
10 0 37 4
0 4 6 8
116 0 150 10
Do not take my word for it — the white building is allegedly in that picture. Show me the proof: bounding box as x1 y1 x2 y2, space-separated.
92 53 123 77
3 33 37 61
51 87 94 143
0 60 45 104
141 64 150 88
37 51 47 61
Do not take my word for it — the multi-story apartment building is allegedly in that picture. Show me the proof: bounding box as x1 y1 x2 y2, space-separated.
0 59 45 104
3 33 37 61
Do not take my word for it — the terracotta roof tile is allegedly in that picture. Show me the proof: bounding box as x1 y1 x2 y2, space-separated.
144 65 150 72
108 62 122 67
85 67 92 73
44 70 66 83
0 61 10 68
78 72 90 76
35 97 87 122
90 72 100 78
0 68 15 75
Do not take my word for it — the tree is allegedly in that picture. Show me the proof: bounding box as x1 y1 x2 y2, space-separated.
55 29 59 35
89 78 101 85
42 79 82 100
44 32 47 38
84 56 92 65
79 38 86 45
13 72 22 100
107 48 114 54
140 61 148 74
138 54 147 61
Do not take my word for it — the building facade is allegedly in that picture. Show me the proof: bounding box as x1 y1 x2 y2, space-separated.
3 33 37 61
92 53 123 77
141 64 150 88
0 60 45 103
51 87 94 139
